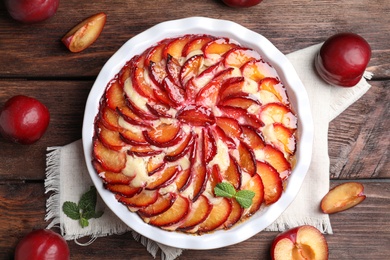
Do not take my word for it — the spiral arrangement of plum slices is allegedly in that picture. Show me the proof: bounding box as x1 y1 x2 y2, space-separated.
92 34 298 234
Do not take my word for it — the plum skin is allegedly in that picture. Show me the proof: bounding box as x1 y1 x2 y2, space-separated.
4 0 59 23
315 32 371 87
0 95 50 144
14 229 70 260
222 0 263 8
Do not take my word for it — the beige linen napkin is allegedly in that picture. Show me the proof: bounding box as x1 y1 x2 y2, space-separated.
45 43 372 260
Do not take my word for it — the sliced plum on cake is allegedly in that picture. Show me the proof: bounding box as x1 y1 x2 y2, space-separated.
91 34 298 234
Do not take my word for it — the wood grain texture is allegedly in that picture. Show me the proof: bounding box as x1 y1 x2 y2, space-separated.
0 181 388 259
0 80 92 180
0 0 389 259
328 80 390 179
0 0 389 78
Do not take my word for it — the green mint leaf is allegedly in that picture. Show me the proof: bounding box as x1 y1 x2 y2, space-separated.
214 182 236 198
83 209 104 220
235 190 255 209
79 186 97 213
80 217 89 228
62 186 104 228
93 210 104 219
62 201 80 220
82 210 96 220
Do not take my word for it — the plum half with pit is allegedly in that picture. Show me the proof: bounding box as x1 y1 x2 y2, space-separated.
271 225 329 260
315 32 371 87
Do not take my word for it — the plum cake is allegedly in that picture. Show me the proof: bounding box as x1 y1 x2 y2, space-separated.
92 34 298 234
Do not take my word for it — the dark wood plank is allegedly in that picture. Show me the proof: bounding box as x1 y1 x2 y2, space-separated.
0 181 389 259
0 1 389 259
0 182 47 260
328 80 390 179
0 0 388 78
0 79 387 181
326 180 390 260
0 80 92 180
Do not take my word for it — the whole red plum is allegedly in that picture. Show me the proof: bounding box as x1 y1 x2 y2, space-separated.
315 32 371 87
4 0 59 23
15 229 70 260
0 95 50 144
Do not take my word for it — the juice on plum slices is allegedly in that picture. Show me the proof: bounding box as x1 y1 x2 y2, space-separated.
92 34 298 234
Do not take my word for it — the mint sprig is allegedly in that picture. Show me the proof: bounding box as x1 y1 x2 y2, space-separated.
214 182 255 209
62 186 104 228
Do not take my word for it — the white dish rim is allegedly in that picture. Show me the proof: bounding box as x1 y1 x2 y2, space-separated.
82 16 314 250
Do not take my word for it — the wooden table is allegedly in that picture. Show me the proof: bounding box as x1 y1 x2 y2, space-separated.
0 0 389 259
